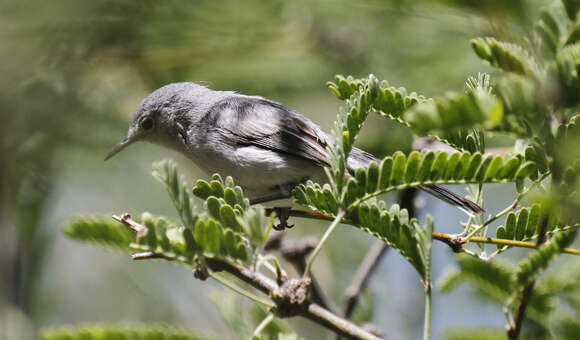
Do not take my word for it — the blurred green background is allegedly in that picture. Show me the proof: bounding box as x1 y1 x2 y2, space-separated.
0 0 548 339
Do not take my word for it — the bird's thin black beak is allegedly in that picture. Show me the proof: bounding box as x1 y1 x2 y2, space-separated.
105 137 133 161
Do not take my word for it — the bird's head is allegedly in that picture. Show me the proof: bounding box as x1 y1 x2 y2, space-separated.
105 82 213 160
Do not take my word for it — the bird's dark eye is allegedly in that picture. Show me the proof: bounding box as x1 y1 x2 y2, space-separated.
140 116 154 131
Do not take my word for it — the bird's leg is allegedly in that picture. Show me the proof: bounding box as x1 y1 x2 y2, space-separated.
248 194 294 230
273 207 294 231
251 183 299 230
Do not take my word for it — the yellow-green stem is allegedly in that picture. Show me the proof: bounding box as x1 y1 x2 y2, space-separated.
423 286 431 340
209 272 275 309
252 313 275 338
304 211 346 278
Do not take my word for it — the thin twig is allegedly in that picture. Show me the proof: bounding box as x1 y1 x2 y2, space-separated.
342 241 388 319
264 232 335 311
306 304 381 340
276 210 580 255
304 210 346 278
252 312 275 338
432 232 580 255
464 172 550 242
209 272 275 308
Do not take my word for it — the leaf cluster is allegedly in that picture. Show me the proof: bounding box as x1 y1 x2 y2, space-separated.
63 216 135 250
295 149 537 215
439 255 553 322
513 229 578 292
354 203 434 282
193 174 273 251
327 75 427 118
65 161 274 265
495 204 544 246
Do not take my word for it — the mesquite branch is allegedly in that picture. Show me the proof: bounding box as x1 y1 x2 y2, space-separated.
264 232 335 312
113 214 381 340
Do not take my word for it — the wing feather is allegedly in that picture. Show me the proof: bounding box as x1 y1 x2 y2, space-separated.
207 96 331 167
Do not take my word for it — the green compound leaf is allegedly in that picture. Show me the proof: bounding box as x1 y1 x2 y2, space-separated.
439 254 553 321
327 75 426 117
471 37 540 77
40 324 209 340
493 205 577 255
193 176 250 211
294 150 539 214
63 216 135 250
152 160 198 230
443 328 511 340
67 166 260 264
403 89 504 139
556 43 580 107
137 212 200 259
513 229 578 292
349 202 432 281
194 174 271 251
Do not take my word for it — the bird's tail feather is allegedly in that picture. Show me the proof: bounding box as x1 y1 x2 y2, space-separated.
347 147 484 214
419 185 484 214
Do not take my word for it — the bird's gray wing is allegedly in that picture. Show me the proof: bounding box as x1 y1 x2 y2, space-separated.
205 96 331 167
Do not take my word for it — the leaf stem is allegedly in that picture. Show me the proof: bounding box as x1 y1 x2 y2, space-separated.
464 172 550 242
304 210 346 278
463 200 517 241
275 209 580 255
252 312 275 338
432 232 580 255
208 272 275 309
423 285 432 340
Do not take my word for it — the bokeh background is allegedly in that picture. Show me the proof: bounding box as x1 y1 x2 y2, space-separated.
0 0 549 339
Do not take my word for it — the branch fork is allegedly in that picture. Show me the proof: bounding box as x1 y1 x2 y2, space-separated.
112 213 382 340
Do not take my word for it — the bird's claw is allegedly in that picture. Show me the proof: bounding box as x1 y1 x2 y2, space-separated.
273 207 294 230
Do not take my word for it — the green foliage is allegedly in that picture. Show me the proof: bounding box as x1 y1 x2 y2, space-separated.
563 0 580 21
59 2 580 338
444 328 506 340
137 213 196 259
551 317 580 340
404 85 504 138
40 324 208 340
555 43 580 106
513 229 578 292
327 75 427 117
495 204 543 246
295 150 536 214
208 291 297 340
325 74 381 200
471 37 540 77
63 216 135 250
64 163 275 264
294 98 539 281
193 174 273 250
349 202 433 281
439 254 554 321
153 161 197 230
193 173 250 211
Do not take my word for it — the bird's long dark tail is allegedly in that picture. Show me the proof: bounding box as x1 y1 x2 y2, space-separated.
419 184 484 213
347 147 484 214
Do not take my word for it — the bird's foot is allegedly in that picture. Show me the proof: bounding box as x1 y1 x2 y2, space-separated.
273 207 294 231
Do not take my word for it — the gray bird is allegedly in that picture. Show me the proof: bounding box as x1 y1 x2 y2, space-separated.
106 82 483 222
